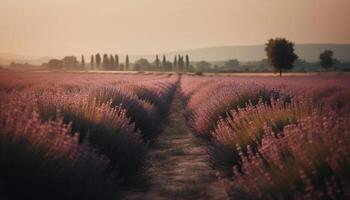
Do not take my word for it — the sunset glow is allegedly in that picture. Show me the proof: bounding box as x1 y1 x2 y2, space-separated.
0 0 349 56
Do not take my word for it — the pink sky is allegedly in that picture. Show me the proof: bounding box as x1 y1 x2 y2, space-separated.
0 0 349 56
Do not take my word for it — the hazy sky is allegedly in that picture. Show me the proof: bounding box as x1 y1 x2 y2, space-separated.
0 0 349 56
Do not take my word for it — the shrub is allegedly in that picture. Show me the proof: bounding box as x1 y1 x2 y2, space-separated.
34 92 147 182
90 86 161 141
190 85 280 137
228 112 350 199
0 100 117 200
210 97 317 175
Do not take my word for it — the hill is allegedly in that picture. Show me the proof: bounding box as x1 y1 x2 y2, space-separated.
1 44 349 65
0 53 50 65
160 44 350 62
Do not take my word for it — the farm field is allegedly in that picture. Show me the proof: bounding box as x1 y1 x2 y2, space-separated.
180 74 350 199
0 71 349 200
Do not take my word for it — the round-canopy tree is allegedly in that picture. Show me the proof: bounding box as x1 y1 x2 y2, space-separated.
265 38 298 76
47 59 63 70
134 58 151 71
223 59 239 71
319 49 334 70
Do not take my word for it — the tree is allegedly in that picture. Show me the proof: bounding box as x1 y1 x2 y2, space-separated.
265 38 298 76
223 59 239 71
163 61 173 71
134 58 151 71
319 50 334 70
185 54 190 72
47 59 63 70
115 54 119 70
196 61 211 72
95 54 101 69
178 55 184 72
154 54 160 68
81 55 85 68
162 55 166 70
173 56 177 71
62 56 78 69
90 55 94 69
102 54 109 70
125 55 129 70
110 55 115 70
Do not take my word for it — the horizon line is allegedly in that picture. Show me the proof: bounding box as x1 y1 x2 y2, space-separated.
1 42 350 59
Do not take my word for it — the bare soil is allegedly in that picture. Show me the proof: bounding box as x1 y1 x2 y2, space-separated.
123 91 227 200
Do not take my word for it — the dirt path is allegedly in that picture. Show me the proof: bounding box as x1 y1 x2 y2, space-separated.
124 90 227 200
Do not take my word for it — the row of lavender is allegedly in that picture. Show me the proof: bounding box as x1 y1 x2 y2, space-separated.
180 75 350 199
0 72 177 200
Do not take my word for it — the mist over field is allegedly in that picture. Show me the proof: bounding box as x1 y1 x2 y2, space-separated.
1 44 350 65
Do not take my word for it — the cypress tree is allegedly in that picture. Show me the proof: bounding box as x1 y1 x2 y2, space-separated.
185 54 189 72
81 55 85 68
95 54 101 69
162 55 166 70
90 55 94 69
115 54 119 70
125 55 129 70
102 54 109 70
110 55 115 70
178 55 183 71
155 54 160 68
173 56 177 71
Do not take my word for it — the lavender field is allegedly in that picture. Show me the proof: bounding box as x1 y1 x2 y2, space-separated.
0 71 349 200
0 71 177 199
1 0 349 199
180 74 350 199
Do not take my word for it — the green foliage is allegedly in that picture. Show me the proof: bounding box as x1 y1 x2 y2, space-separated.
62 56 79 69
102 54 109 70
95 54 101 69
114 54 119 69
265 38 298 76
109 55 115 69
134 58 151 71
162 55 167 69
185 54 190 72
196 61 211 72
154 54 160 68
125 55 130 70
319 49 334 70
81 55 85 68
47 59 63 70
223 59 239 70
173 56 177 71
178 55 184 72
90 55 94 69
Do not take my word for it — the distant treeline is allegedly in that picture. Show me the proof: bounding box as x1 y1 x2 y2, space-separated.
41 53 350 73
2 38 350 73
4 57 349 73
195 59 350 73
41 54 191 72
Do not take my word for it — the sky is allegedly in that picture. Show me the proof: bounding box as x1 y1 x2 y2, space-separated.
0 0 349 57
